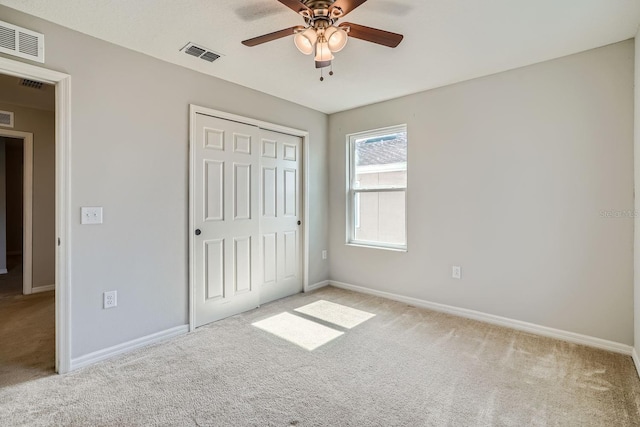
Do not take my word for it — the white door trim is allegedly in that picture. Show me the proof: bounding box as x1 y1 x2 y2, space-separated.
0 57 72 374
0 129 33 295
188 104 310 331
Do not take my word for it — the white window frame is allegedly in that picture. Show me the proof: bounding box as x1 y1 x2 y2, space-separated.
346 124 407 251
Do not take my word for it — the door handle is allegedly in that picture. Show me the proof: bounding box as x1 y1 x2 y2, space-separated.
297 221 301 225
195 229 201 236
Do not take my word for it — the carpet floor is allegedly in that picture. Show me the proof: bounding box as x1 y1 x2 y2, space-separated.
0 253 55 387
1 286 639 426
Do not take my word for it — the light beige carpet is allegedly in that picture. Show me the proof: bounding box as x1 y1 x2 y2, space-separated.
0 291 56 387
1 286 639 426
0 253 55 387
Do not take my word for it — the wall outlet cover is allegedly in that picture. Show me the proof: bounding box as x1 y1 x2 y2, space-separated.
104 290 117 309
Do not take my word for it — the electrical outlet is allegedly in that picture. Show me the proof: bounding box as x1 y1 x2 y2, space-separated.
452 266 461 279
104 290 117 309
322 250 327 260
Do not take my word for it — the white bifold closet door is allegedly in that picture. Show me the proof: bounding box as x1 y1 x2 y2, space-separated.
193 113 261 327
193 114 302 328
259 129 302 304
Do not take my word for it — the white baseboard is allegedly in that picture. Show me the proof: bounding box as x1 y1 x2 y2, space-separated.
632 348 640 378
329 280 633 355
306 280 329 292
0 268 7 274
70 325 189 371
31 284 54 293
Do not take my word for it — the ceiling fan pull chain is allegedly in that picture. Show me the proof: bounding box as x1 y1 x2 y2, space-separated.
320 66 324 82
329 63 334 76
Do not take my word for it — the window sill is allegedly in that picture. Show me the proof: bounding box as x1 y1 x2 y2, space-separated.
345 242 407 252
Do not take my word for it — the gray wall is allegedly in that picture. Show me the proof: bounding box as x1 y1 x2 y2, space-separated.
329 41 634 345
0 5 329 358
0 104 56 287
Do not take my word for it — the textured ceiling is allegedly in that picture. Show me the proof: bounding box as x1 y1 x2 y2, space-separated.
1 0 639 114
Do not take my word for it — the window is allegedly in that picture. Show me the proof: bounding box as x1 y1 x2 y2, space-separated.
347 125 407 250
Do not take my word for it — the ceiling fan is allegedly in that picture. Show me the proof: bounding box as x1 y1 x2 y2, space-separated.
241 0 404 80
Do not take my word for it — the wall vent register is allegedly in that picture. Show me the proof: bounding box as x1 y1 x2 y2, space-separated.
0 20 45 63
0 110 14 128
20 78 44 89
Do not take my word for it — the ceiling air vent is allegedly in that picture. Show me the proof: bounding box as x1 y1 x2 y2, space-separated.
20 78 44 89
181 42 221 63
0 20 44 63
200 51 221 62
0 110 15 128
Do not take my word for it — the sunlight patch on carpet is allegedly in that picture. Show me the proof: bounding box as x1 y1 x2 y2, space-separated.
294 300 375 329
252 312 344 351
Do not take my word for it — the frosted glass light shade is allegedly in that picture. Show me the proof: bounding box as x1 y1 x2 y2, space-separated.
294 28 317 55
325 26 348 52
314 41 334 62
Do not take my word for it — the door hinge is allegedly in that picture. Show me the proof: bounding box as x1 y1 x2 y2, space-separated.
57 238 61 246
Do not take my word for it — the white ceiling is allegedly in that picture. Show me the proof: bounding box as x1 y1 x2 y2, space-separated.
1 0 639 114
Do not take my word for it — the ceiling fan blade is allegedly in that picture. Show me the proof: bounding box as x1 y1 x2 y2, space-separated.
340 22 403 48
242 26 304 47
329 0 368 17
276 0 311 14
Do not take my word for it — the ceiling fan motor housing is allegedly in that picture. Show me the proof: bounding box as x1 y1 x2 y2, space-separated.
300 1 343 27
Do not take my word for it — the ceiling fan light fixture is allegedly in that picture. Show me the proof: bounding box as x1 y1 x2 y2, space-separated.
325 26 348 52
240 0 404 80
294 27 317 55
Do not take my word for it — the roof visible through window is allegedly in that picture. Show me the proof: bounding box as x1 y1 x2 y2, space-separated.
355 131 407 167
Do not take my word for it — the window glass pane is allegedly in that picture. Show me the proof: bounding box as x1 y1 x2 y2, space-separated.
354 191 406 246
354 131 407 189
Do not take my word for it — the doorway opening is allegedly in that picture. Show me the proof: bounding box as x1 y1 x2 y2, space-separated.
0 57 71 375
0 74 56 384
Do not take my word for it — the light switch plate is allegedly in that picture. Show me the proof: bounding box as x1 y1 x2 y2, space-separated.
81 207 103 224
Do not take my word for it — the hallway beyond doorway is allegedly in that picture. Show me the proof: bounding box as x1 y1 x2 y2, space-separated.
0 254 22 299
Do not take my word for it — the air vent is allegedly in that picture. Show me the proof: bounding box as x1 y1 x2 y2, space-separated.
201 51 221 62
185 45 205 57
181 42 221 63
0 20 44 63
20 78 44 89
0 110 14 128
